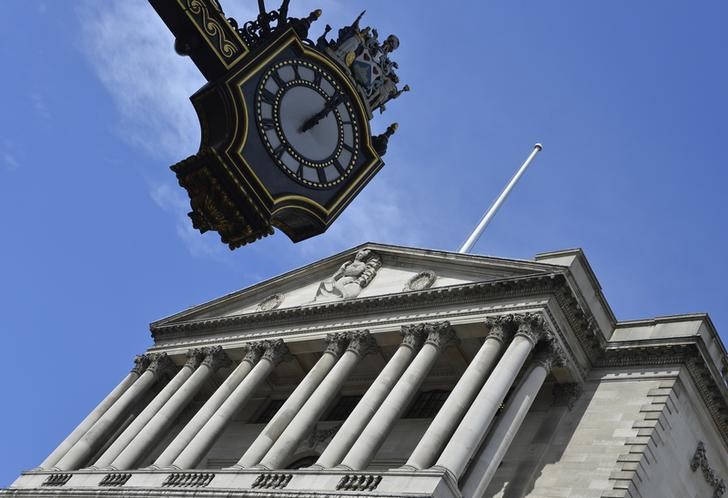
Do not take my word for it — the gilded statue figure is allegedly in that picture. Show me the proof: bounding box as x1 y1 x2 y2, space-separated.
314 249 382 302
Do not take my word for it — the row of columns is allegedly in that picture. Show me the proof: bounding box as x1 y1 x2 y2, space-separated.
40 313 567 495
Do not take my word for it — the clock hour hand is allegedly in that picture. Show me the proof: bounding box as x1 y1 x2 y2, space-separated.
300 92 343 132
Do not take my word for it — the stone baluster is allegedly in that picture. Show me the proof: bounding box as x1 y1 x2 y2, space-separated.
232 333 349 469
37 355 151 470
313 326 426 469
152 343 263 468
461 345 566 497
339 322 458 470
54 353 175 471
93 349 207 468
404 315 517 470
171 340 290 469
260 331 378 469
109 347 231 470
434 313 548 479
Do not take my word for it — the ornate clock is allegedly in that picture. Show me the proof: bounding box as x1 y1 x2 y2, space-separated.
148 0 408 248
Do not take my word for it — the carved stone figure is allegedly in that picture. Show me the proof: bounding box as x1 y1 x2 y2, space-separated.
314 249 381 302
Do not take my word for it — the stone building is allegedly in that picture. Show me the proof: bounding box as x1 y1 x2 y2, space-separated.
4 243 728 497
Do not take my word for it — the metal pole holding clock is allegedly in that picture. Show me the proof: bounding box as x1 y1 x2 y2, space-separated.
458 143 543 254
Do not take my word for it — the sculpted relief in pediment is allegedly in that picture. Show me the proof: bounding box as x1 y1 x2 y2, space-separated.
314 249 382 302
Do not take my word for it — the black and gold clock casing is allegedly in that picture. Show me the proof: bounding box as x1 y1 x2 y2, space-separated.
148 0 407 248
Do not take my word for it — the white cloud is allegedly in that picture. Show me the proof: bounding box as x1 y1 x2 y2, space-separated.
78 0 206 160
78 0 418 258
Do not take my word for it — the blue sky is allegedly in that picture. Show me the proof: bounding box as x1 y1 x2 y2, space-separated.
1 0 726 485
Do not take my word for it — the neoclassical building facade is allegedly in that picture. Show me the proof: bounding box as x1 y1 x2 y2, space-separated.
3 243 728 497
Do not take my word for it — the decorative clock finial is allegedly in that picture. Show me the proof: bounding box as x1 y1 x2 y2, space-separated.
373 123 398 156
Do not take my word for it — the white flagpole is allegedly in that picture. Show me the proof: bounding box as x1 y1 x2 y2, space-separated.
458 143 543 254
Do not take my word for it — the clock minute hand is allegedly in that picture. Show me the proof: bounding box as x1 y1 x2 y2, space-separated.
300 93 343 133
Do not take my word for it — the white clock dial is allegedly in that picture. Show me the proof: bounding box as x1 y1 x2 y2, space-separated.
255 59 360 188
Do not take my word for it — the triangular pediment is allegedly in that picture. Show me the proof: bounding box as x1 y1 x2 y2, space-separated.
152 243 558 328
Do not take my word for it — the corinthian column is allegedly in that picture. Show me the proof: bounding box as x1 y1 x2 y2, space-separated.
435 313 548 479
109 347 231 470
314 326 426 469
172 340 289 469
260 331 378 469
404 315 517 470
93 349 206 468
462 346 565 498
54 353 175 471
37 355 151 470
339 322 457 470
233 333 349 469
152 343 263 468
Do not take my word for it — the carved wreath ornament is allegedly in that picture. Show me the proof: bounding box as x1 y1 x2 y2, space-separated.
256 293 285 311
403 271 437 292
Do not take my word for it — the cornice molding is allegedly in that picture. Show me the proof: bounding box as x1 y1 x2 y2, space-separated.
150 273 604 368
599 342 728 447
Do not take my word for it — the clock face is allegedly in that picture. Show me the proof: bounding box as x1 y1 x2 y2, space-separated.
255 59 360 188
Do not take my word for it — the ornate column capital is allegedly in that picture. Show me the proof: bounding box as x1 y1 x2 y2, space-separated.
423 321 459 350
261 339 291 366
146 353 176 378
345 330 379 358
200 346 232 371
324 332 350 359
184 348 207 369
400 324 427 352
131 354 152 375
242 342 266 365
485 314 519 344
532 340 567 371
514 313 549 345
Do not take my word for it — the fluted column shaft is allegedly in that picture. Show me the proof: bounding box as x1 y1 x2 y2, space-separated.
38 356 149 470
38 356 150 469
315 328 424 469
462 351 557 498
110 347 230 470
261 331 377 469
152 345 260 468
54 353 173 471
340 322 456 470
235 333 349 468
405 316 515 470
93 351 204 468
172 340 289 469
435 314 547 479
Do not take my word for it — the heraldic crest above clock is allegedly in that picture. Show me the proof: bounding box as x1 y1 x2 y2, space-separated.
148 0 409 248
